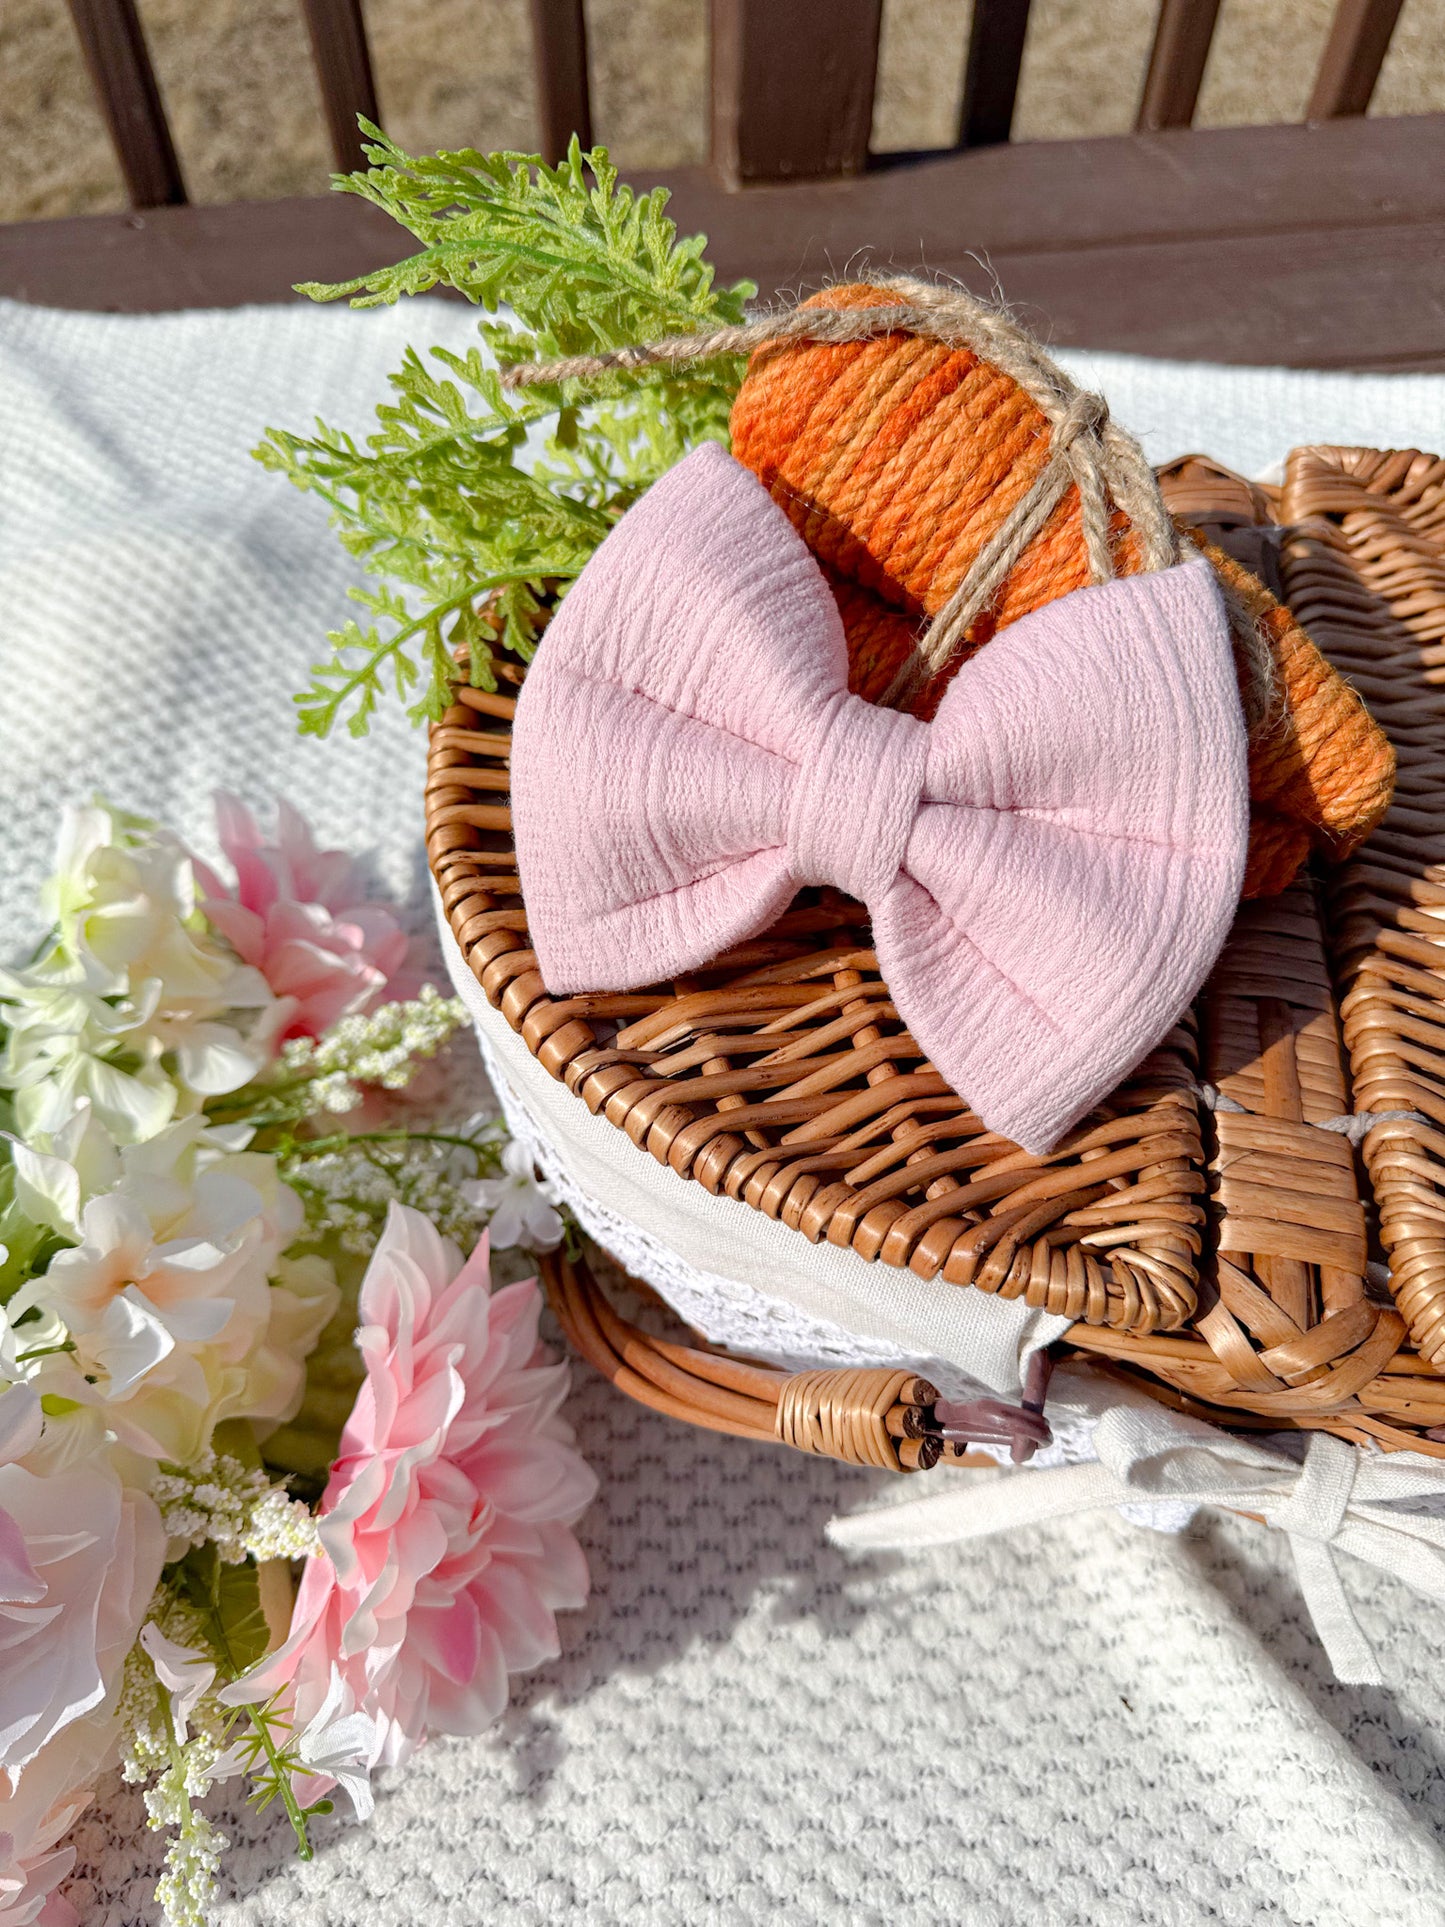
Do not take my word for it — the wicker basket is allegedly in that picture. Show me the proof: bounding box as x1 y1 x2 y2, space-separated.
427 442 1445 1474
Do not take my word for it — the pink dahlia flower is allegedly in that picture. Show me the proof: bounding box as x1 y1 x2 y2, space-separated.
230 1204 595 1788
193 795 413 1041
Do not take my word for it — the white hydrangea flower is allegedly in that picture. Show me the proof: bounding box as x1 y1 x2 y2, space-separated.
6 1098 121 1237
0 1308 21 1383
0 803 286 1148
12 1126 338 1464
44 802 254 1014
0 965 177 1145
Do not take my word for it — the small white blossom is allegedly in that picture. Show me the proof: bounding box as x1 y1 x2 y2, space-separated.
312 1071 363 1114
118 1639 172 1786
462 1140 564 1251
140 1624 216 1743
201 1738 253 1787
154 1800 227 1927
119 1595 226 1783
281 987 466 1099
286 1122 502 1255
295 1669 379 1822
151 1450 319 1563
244 1481 323 1562
120 1597 235 1927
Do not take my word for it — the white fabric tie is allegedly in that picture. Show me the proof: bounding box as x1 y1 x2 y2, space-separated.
827 1404 1445 1685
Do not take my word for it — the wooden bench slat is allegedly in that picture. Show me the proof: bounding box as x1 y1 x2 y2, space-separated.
1136 0 1223 132
709 0 882 186
530 0 592 164
5 117 1445 371
662 113 1445 268
64 0 185 210
1308 0 1406 118
298 0 380 176
957 0 1032 149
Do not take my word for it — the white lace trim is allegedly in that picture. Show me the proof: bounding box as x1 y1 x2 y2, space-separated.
475 1021 978 1394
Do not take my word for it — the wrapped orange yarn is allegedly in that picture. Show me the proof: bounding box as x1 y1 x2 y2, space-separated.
730 282 1395 898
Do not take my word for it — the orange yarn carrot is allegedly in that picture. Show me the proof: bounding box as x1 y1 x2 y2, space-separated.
731 282 1394 898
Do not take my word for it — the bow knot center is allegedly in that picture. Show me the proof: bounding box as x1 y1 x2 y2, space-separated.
787 693 930 904
1266 1431 1357 1545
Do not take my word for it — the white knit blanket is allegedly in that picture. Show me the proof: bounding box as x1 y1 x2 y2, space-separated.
5 294 1445 1926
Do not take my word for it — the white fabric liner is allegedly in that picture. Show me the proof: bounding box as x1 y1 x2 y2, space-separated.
436 887 1069 1400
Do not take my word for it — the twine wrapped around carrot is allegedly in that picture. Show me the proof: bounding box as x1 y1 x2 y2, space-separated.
503 275 1395 899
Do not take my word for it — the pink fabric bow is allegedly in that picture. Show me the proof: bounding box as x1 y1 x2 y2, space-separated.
512 443 1247 1153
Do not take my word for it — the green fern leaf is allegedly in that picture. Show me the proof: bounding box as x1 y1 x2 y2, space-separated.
262 132 752 736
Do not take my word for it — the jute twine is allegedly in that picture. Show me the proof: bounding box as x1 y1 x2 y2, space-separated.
500 277 1277 714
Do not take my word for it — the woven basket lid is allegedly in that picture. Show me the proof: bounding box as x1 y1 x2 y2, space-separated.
428 295 1441 1458
429 441 1445 1456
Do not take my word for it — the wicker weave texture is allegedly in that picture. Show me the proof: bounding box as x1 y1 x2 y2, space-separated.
1282 448 1445 1369
1073 451 1445 1455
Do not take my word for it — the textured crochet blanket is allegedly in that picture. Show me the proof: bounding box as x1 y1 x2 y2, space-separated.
4 294 1445 1926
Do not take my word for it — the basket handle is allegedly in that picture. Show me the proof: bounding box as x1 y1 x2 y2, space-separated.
537 1246 957 1471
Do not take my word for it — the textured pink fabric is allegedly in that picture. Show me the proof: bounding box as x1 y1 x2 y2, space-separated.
511 442 1248 1154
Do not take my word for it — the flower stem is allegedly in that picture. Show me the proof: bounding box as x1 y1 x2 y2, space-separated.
242 1702 315 1862
189 1546 316 1860
298 1126 496 1157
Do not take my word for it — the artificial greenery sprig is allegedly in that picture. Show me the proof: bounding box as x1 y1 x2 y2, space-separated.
259 129 754 738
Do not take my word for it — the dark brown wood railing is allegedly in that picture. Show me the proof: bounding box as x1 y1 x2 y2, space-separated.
1308 0 1407 117
530 0 593 165
297 0 379 174
12 0 1438 359
65 0 184 208
58 0 1419 209
957 0 1034 149
1137 0 1223 131
711 0 883 186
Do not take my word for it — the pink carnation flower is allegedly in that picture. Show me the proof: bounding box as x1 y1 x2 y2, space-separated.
231 1204 595 1786
0 1715 112 1927
0 1385 156 1927
0 1386 162 1777
193 796 413 1041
